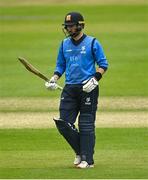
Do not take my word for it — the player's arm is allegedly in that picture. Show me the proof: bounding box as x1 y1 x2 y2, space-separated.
93 39 108 80
97 67 106 75
83 39 108 93
54 41 66 78
45 42 66 90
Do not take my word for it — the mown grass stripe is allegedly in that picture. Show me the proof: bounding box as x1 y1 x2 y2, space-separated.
0 97 148 112
0 111 148 129
0 128 147 179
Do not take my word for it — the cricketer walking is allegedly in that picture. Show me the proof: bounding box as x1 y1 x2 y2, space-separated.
45 12 109 168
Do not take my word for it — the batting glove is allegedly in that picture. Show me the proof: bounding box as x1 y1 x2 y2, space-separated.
82 77 98 93
45 76 58 90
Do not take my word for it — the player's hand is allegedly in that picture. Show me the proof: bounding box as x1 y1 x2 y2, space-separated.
45 76 58 90
82 77 98 93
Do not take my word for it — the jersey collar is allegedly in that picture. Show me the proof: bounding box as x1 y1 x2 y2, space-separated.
71 34 87 46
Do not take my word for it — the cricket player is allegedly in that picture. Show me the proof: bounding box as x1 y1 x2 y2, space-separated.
45 12 108 168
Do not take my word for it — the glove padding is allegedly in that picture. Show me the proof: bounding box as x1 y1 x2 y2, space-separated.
45 76 58 90
83 77 98 93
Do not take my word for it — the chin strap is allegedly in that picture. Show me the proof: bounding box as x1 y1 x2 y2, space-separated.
62 28 70 38
71 31 81 38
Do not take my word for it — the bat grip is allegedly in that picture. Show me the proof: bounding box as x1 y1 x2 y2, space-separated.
57 84 63 90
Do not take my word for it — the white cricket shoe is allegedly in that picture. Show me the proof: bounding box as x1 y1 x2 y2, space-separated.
73 155 81 165
76 161 94 168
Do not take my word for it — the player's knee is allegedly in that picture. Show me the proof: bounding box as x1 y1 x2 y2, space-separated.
78 114 95 134
53 118 78 135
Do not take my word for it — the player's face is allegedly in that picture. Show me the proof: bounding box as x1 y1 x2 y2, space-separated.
65 24 77 35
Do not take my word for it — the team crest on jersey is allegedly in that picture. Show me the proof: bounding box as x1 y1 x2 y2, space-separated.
80 46 86 54
85 97 91 105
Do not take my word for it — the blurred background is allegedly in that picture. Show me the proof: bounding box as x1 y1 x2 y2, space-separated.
0 0 147 97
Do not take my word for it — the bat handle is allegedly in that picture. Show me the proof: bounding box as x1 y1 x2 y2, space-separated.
57 84 63 90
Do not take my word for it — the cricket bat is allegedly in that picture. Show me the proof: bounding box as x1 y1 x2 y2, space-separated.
18 57 63 90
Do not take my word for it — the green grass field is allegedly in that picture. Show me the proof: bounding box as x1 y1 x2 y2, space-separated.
0 1 148 179
0 3 148 97
0 128 147 179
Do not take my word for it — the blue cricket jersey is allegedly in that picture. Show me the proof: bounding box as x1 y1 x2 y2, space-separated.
54 34 108 84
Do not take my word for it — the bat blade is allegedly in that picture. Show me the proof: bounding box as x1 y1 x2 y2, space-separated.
18 57 49 81
18 57 63 90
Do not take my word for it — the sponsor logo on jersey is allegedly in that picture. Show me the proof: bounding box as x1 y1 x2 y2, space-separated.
66 49 72 52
